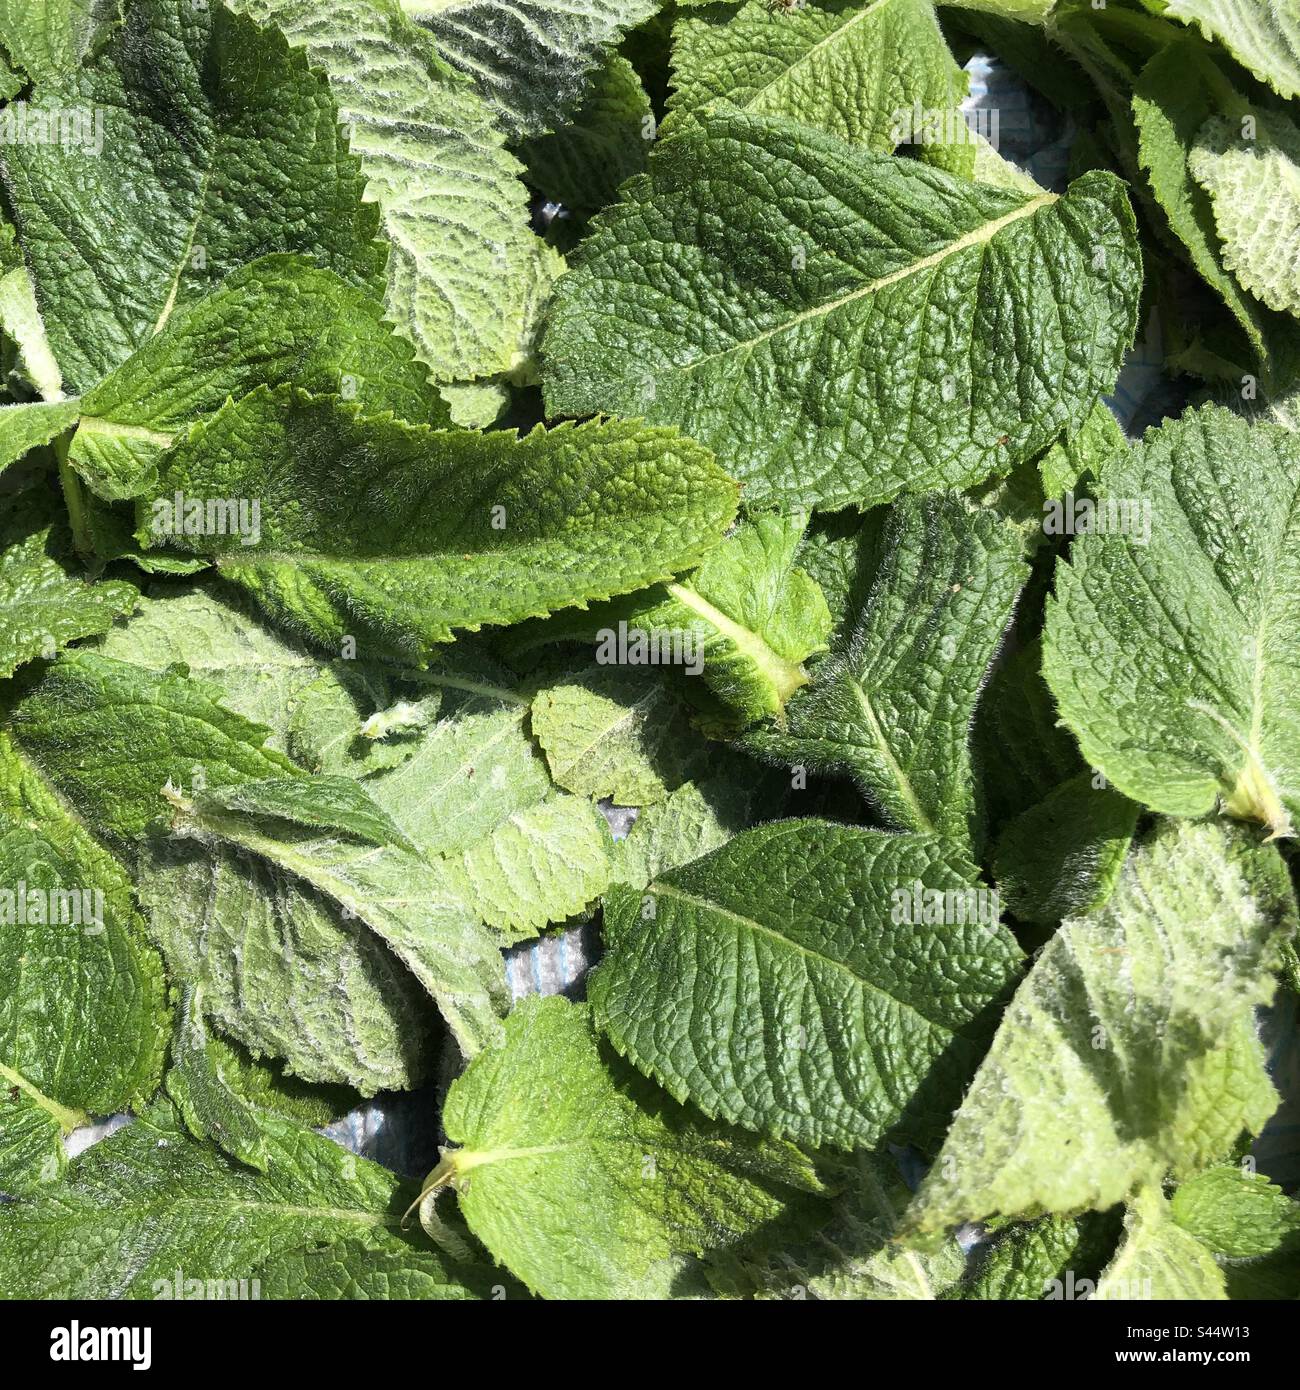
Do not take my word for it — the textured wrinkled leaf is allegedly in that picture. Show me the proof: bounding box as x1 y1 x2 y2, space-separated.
610 771 756 889
257 1238 516 1299
532 666 694 806
138 840 437 1092
992 773 1138 926
593 819 1023 1150
961 1212 1121 1301
1171 1165 1300 1259
8 650 298 841
0 400 79 477
364 678 612 939
1094 1187 1226 1301
0 0 386 396
908 819 1296 1236
747 496 1027 850
520 54 652 217
1157 0 1300 99
1133 43 1298 386
513 513 832 723
0 0 107 81
229 0 556 383
143 389 738 662
1044 404 1300 839
721 1151 967 1300
0 1103 423 1297
66 256 450 501
543 110 1141 511
1190 111 1300 321
0 731 169 1193
668 0 970 173
0 487 137 679
438 995 827 1299
170 776 509 1057
404 0 657 139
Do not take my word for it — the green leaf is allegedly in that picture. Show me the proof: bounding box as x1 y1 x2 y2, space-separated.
532 666 695 806
0 1103 423 1297
0 0 386 396
0 731 169 1193
1093 1186 1227 1301
363 676 612 939
66 256 450 502
256 1238 516 1299
668 0 970 170
746 496 1028 850
1039 399 1127 499
169 775 510 1057
143 389 739 663
610 771 757 888
1043 404 1300 839
1190 110 1300 321
961 1211 1122 1301
720 1150 968 1300
992 773 1139 926
907 819 1296 1237
403 0 658 139
513 513 832 723
542 110 1141 511
0 0 107 82
1156 0 1300 99
229 0 556 384
0 485 138 679
138 839 437 1092
519 53 653 217
91 583 399 774
593 818 1023 1150
0 402 79 479
435 995 827 1299
7 650 299 842
1132 43 1296 387
1171 1164 1300 1259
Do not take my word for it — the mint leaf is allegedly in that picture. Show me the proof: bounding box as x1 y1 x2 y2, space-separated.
0 0 385 395
1190 110 1300 321
593 819 1023 1150
138 840 437 1092
747 496 1028 850
66 255 450 502
543 110 1141 511
1171 1165 1300 1259
0 730 169 1192
256 1238 516 1299
1094 1187 1227 1301
229 0 557 384
992 773 1139 926
668 0 970 169
0 1103 423 1297
404 0 658 139
435 995 827 1299
8 650 298 841
532 666 695 806
0 485 138 679
144 390 738 662
908 819 1296 1236
1044 404 1300 838
610 770 758 889
512 512 833 723
1157 0 1300 99
364 676 612 938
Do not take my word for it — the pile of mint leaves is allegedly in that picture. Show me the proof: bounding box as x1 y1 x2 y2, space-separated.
1 0 1300 1303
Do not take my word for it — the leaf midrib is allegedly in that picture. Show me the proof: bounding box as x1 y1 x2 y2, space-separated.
645 880 952 1032
676 191 1057 377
